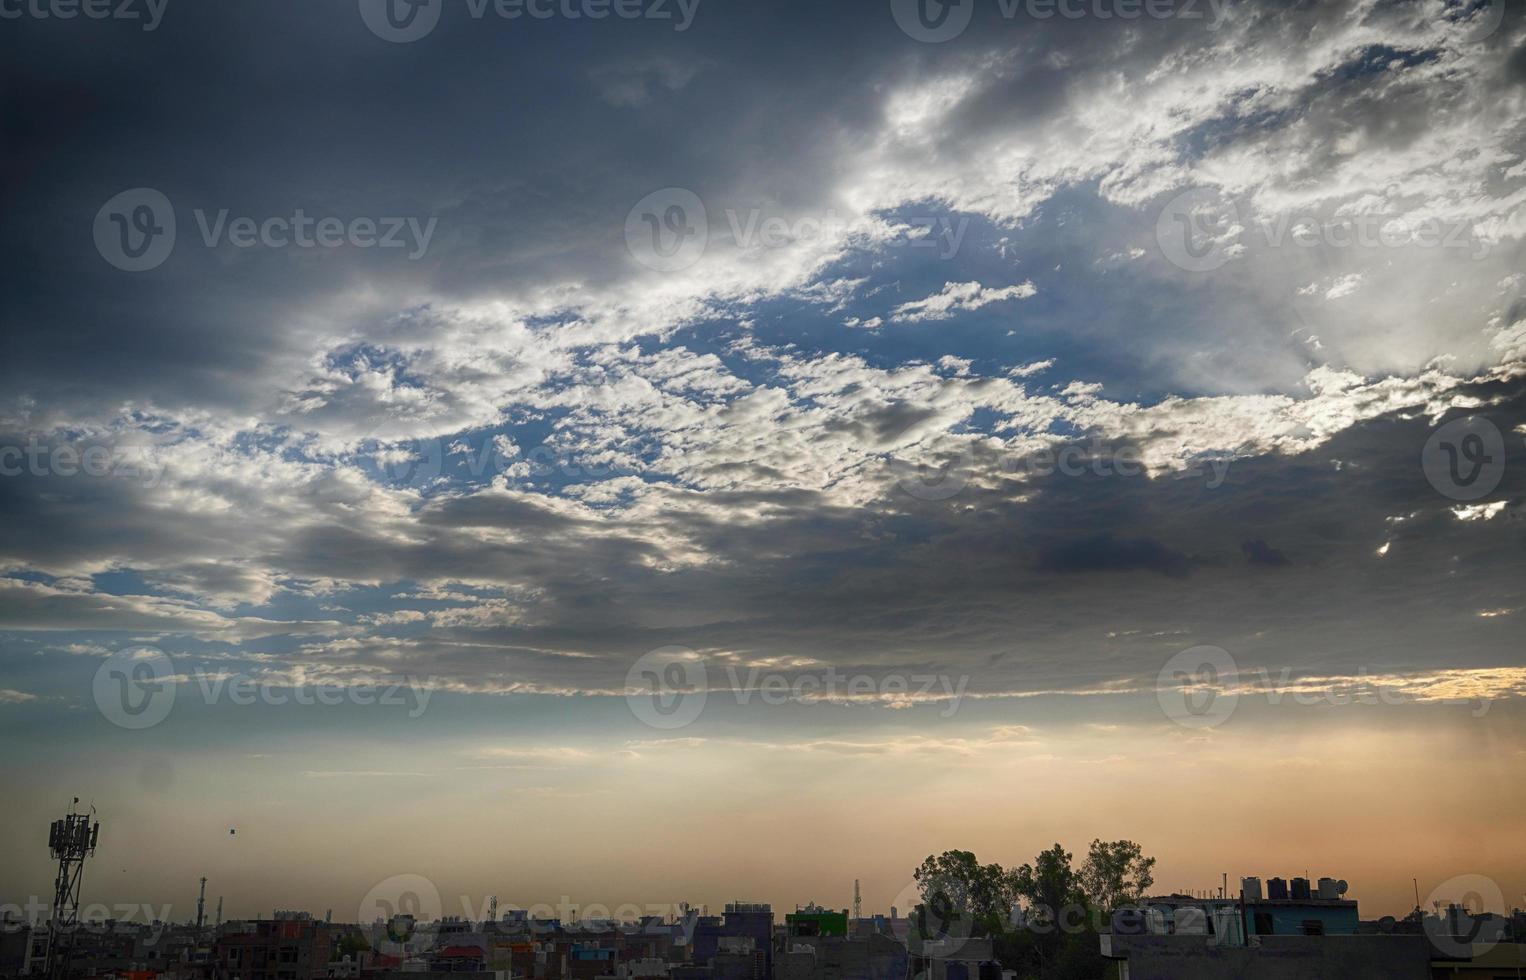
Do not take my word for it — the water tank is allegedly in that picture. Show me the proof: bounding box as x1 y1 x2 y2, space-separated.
1211 907 1245 946
1174 908 1208 935
1240 877 1262 901
1267 878 1288 900
1291 877 1311 900
1110 909 1148 936
1146 909 1169 935
1317 878 1339 900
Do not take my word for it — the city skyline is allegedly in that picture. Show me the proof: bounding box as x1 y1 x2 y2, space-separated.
2 0 1524 965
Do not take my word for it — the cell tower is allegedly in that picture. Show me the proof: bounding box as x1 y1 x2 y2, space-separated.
853 879 861 921
197 877 208 930
44 801 100 980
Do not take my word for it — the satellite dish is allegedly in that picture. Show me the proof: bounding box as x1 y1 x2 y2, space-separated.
1377 916 1395 934
1336 880 1348 895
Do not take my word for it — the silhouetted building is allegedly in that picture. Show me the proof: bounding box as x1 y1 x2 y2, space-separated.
1099 933 1435 979
710 938 762 980
783 910 845 940
214 919 332 980
721 905 771 978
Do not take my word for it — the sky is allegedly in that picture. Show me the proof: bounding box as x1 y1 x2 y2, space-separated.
1 0 1524 928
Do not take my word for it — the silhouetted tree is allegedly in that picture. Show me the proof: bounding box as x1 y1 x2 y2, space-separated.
912 849 1020 937
921 839 1156 980
1078 838 1155 913
1013 843 1083 916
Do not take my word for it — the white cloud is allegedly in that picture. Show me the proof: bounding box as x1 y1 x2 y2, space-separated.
890 281 1038 323
1008 359 1055 378
1325 274 1365 299
1452 501 1508 522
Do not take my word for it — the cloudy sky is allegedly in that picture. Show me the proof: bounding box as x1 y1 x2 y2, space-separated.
1 0 1524 925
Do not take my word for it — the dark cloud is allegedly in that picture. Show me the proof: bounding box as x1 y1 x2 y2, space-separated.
1240 538 1290 566
1035 534 1196 578
0 0 1522 731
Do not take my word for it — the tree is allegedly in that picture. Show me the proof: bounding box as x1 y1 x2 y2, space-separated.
1012 843 1083 919
1013 842 1086 976
911 839 1157 980
1078 839 1156 913
332 929 371 960
913 849 1020 937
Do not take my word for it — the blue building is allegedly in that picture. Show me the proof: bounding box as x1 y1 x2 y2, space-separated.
722 903 773 975
1245 876 1359 936
1129 875 1361 940
690 915 724 966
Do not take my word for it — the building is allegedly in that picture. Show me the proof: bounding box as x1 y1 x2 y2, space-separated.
606 957 669 979
910 938 999 980
772 934 907 980
773 945 815 980
1100 875 1526 979
1429 942 1526 976
709 938 762 980
1099 933 1435 979
428 944 489 974
688 919 723 970
1 912 36 976
1239 877 1360 936
720 905 771 978
1123 875 1360 941
214 919 332 980
568 946 616 980
783 911 845 941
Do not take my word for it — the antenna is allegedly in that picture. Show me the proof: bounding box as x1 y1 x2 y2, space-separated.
197 877 208 930
853 880 861 922
44 803 101 980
